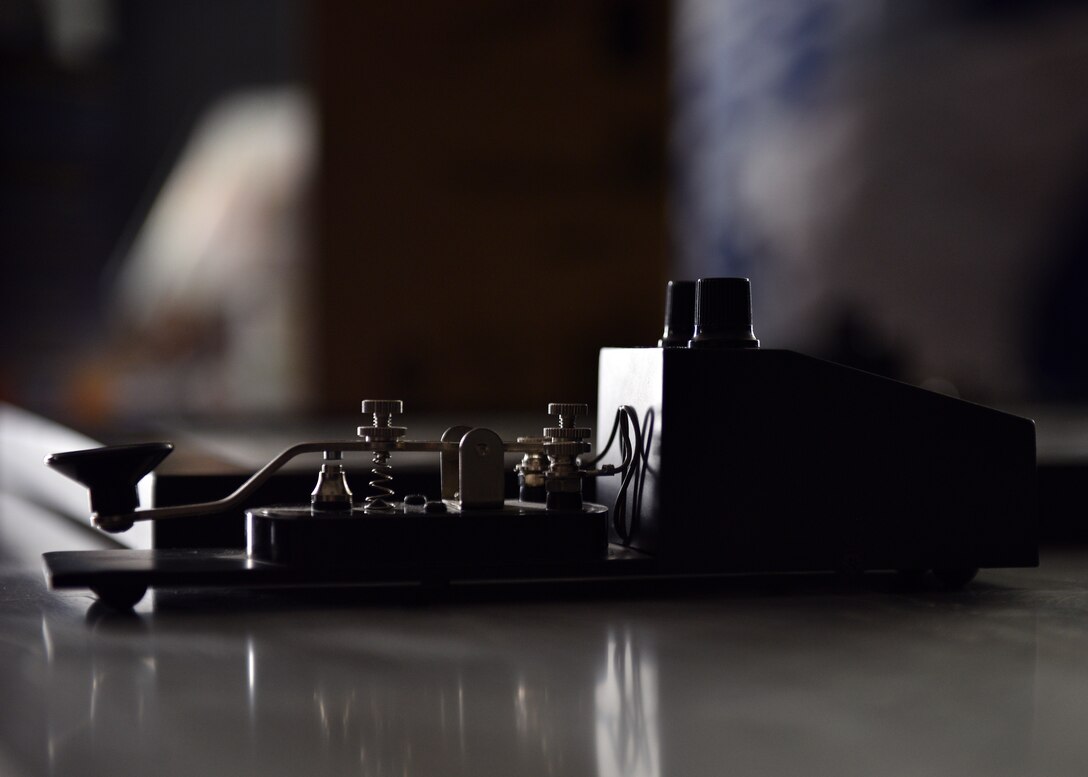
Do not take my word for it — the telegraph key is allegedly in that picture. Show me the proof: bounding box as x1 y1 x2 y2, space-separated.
42 278 1037 608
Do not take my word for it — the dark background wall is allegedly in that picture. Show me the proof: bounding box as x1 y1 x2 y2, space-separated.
3 0 1088 424
0 0 304 414
313 1 668 411
1 0 667 420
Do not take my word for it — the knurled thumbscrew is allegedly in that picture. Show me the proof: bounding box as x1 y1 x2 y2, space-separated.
359 399 406 442
545 402 590 441
547 403 589 427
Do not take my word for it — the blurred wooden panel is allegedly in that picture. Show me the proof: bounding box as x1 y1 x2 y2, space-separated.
313 0 667 412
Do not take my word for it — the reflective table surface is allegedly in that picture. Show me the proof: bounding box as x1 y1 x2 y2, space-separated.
2 496 1087 776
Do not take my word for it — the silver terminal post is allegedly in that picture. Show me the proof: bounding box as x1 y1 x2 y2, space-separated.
542 403 591 511
514 436 549 503
311 450 353 511
358 399 407 512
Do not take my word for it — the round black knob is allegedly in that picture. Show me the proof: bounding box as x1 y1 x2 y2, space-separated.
658 280 696 347
45 442 174 520
689 277 760 348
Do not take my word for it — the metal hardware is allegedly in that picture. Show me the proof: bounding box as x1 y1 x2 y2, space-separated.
543 426 591 440
547 403 589 428
440 425 473 500
542 404 592 509
47 399 615 532
544 404 591 454
544 442 586 511
310 450 353 511
358 399 407 512
458 428 505 509
515 436 549 503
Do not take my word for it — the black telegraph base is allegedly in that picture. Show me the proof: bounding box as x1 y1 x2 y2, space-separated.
43 545 656 610
42 547 983 611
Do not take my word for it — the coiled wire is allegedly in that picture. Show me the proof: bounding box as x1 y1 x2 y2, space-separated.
364 451 396 511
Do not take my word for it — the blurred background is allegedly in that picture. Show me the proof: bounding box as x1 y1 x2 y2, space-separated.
2 0 1087 427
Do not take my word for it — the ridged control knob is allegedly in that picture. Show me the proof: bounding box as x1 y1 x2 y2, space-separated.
689 277 760 348
658 280 696 347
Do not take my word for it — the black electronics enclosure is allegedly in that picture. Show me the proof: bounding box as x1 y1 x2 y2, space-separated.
596 346 1037 575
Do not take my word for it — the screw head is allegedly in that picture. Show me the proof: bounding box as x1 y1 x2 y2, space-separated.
543 427 591 440
361 399 404 415
357 425 407 441
547 403 589 418
543 440 589 456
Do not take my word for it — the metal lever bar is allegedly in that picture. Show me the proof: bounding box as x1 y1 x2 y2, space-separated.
81 436 609 533
93 440 359 532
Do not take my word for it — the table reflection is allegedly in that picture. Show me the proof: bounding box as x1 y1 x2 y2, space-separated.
596 627 659 777
8 572 1057 777
31 596 661 777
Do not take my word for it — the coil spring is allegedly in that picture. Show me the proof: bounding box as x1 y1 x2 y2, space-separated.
365 451 396 511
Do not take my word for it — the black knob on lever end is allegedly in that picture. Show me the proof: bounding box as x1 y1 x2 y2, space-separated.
45 443 174 527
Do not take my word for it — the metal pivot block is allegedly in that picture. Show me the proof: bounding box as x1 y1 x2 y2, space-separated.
458 428 505 509
440 426 473 500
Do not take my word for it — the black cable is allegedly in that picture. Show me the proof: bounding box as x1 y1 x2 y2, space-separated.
579 405 646 544
629 407 653 541
612 405 643 544
614 410 631 540
582 408 622 467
